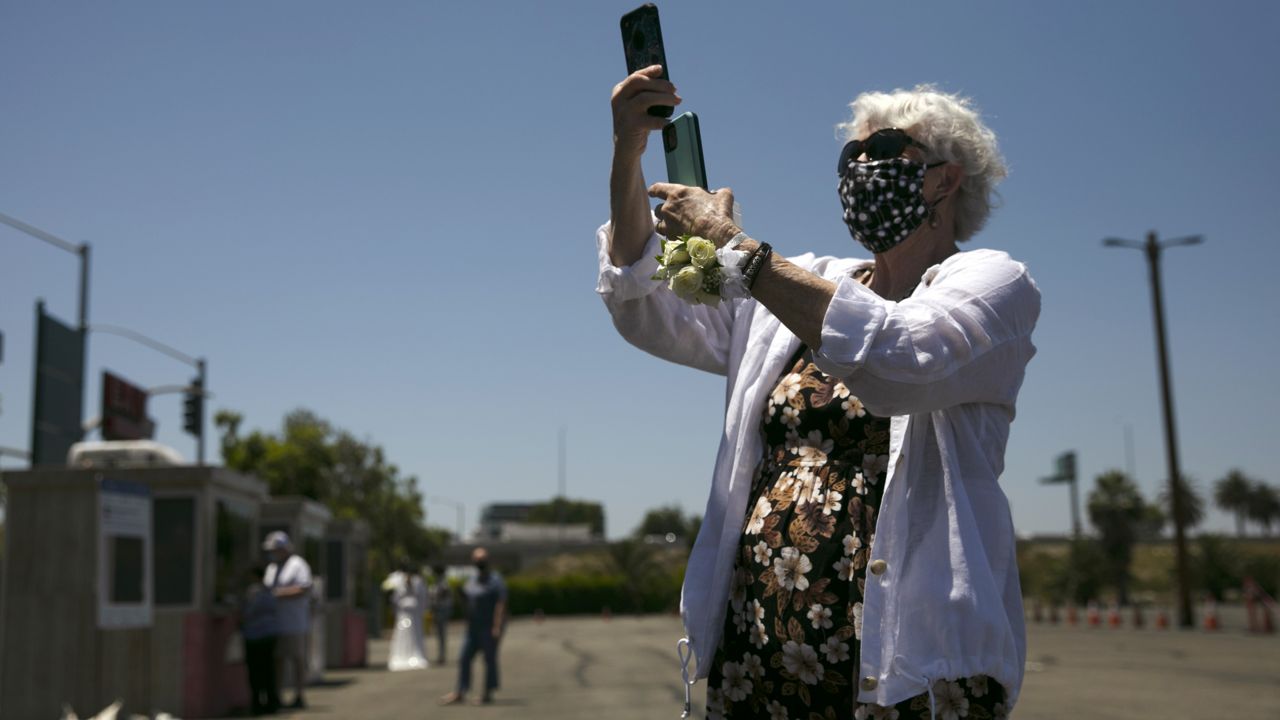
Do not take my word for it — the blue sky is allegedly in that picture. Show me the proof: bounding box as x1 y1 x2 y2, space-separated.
3 1 1278 539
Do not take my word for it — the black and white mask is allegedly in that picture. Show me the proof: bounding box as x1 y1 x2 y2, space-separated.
838 157 939 254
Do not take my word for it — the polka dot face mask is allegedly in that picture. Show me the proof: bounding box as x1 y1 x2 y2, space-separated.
838 157 941 254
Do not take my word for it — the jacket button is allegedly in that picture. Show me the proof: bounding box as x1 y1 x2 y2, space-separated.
860 676 878 691
869 559 888 576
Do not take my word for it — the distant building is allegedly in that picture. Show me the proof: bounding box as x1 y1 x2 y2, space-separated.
473 502 600 544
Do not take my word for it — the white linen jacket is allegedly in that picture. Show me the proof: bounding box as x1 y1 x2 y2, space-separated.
596 223 1040 711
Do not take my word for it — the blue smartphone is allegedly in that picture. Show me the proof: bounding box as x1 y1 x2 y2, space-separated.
663 112 708 190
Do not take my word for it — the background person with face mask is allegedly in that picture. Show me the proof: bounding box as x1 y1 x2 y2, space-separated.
599 67 1039 719
439 547 507 705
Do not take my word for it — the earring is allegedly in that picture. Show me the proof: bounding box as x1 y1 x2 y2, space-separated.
928 207 940 229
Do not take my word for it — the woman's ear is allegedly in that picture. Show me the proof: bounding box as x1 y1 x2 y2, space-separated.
937 164 964 197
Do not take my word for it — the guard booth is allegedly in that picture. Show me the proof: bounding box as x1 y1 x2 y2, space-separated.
0 465 268 719
258 496 331 682
323 518 370 668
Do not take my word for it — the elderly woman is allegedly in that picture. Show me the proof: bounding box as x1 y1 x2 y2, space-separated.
598 65 1039 720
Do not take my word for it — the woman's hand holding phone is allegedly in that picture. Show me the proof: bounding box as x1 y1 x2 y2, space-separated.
610 65 681 160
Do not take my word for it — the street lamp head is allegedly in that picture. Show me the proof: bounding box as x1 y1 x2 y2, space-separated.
1102 237 1143 248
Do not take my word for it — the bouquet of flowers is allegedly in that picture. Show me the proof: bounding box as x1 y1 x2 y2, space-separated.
652 234 751 306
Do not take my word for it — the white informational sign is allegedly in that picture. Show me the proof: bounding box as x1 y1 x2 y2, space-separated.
97 477 153 629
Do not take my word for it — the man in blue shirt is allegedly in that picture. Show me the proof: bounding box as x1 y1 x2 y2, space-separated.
439 547 507 705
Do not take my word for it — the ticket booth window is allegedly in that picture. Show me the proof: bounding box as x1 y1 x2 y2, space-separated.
352 544 368 609
325 539 345 601
214 500 253 605
153 496 196 605
304 537 323 583
109 535 145 603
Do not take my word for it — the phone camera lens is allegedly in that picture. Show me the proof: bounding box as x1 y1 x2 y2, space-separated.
663 124 677 152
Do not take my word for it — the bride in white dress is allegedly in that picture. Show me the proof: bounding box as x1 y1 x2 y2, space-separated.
382 562 429 671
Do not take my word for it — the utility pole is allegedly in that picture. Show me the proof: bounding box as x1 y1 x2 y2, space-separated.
429 495 466 543
1104 231 1201 629
557 425 567 546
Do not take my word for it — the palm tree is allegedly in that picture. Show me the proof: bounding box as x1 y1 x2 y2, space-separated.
1159 475 1205 534
1246 483 1280 537
1087 470 1152 605
1215 470 1255 537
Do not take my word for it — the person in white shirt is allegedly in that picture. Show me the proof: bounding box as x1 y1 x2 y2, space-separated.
599 67 1039 719
263 531 313 710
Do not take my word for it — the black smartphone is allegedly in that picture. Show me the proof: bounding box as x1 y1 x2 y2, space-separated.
620 3 673 118
664 112 708 190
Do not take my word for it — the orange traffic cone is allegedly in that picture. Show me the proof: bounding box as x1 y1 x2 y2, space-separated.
1086 602 1101 628
1066 605 1079 627
534 608 545 625
1107 604 1122 629
1132 605 1145 629
1202 599 1221 631
602 606 613 622
1154 607 1170 629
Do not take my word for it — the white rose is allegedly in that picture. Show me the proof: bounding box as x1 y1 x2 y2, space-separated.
670 265 705 300
662 240 691 266
686 236 718 268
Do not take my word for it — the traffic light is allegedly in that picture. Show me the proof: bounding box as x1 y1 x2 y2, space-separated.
182 378 203 437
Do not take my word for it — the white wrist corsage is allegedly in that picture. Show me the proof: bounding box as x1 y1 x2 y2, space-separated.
652 233 751 306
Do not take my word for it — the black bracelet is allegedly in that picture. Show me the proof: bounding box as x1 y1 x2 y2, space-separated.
743 242 773 291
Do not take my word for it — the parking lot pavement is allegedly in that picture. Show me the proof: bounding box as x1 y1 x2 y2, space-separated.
242 614 1280 719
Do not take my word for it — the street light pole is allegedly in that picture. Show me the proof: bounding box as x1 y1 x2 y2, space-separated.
1104 231 1201 629
0 212 91 330
429 495 466 543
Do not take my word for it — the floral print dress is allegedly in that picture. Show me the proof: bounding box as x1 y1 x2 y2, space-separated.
706 344 1009 720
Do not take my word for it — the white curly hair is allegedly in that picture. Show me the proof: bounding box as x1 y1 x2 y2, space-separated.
836 85 1007 241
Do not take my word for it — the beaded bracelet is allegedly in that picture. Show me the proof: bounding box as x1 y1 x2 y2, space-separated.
743 242 773 291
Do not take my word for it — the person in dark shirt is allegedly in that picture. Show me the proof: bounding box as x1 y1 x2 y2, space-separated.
241 564 281 715
439 547 507 705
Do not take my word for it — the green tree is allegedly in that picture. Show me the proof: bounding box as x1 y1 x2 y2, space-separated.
605 538 663 613
1193 534 1242 602
215 408 442 583
633 504 701 543
525 497 606 537
1215 470 1255 537
1159 475 1205 534
1087 470 1157 605
1246 482 1280 537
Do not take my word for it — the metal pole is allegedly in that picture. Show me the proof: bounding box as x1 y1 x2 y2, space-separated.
1144 232 1194 628
196 357 207 466
78 244 91 332
1069 474 1081 539
557 425 566 545
1104 232 1200 627
30 300 45 466
429 496 466 543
